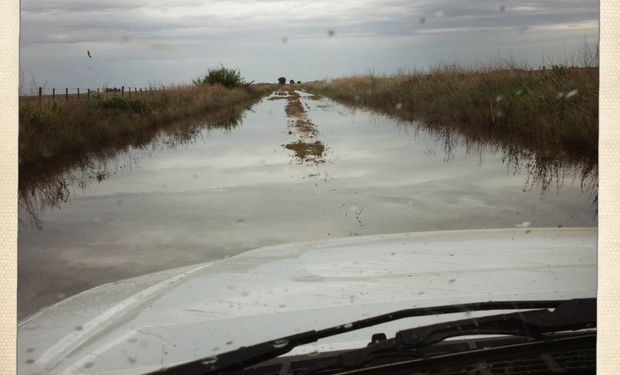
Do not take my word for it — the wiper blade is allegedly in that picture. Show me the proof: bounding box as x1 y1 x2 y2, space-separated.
398 297 595 348
296 298 595 374
148 298 594 375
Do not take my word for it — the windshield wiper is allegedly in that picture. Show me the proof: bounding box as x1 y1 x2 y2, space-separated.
148 298 595 375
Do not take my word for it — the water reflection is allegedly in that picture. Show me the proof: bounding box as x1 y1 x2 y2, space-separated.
19 108 247 228
389 115 597 209
18 91 597 229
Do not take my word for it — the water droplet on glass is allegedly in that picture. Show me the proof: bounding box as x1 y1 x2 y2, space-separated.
516 221 531 228
272 339 289 348
201 356 218 366
395 102 403 110
327 28 336 37
495 95 503 102
557 92 565 99
343 323 353 329
281 36 288 44
419 17 426 24
566 89 578 98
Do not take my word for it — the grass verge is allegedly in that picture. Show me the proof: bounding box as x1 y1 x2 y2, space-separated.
19 83 273 168
304 65 598 162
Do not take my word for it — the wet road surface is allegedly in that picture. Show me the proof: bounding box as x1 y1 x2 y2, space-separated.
18 91 597 319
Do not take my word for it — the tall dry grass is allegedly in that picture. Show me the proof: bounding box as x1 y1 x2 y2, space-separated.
306 65 598 162
19 83 273 168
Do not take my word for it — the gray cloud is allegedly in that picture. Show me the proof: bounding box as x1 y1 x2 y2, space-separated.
20 0 598 89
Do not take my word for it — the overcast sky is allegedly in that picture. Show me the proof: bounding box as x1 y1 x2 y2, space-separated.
20 0 598 91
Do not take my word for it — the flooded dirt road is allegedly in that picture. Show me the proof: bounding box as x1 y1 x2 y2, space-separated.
18 91 597 319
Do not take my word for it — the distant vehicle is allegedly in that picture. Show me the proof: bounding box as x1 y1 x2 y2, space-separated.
278 77 286 85
17 228 596 374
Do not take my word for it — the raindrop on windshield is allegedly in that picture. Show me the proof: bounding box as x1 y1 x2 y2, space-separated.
201 356 218 366
272 339 289 348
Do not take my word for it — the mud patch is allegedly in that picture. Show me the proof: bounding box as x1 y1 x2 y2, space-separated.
285 98 305 117
292 118 317 137
279 91 327 164
284 141 326 164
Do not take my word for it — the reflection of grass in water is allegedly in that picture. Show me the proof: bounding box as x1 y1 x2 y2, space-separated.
304 65 598 162
304 64 599 208
284 140 326 164
426 122 598 208
18 107 249 228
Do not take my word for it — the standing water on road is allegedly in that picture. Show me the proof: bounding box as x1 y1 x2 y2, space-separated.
18 91 597 319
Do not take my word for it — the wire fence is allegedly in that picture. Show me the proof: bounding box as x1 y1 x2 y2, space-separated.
20 85 177 104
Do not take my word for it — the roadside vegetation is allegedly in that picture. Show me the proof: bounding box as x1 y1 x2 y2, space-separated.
192 66 245 87
305 64 598 162
19 79 272 169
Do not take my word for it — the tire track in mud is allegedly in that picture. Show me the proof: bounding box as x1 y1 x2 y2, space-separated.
272 91 327 164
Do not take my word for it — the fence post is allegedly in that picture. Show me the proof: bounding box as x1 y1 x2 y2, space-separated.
65 88 69 102
121 86 124 96
97 88 100 98
38 87 42 105
77 88 80 99
87 89 90 99
128 87 131 98
52 88 55 104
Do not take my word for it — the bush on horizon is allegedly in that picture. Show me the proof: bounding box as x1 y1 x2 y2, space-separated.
194 66 244 87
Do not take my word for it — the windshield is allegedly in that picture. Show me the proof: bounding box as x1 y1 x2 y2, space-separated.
18 0 598 374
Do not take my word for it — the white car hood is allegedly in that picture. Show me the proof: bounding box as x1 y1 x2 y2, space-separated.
18 228 597 374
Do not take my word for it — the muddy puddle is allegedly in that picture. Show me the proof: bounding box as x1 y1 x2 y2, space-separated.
18 90 597 319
